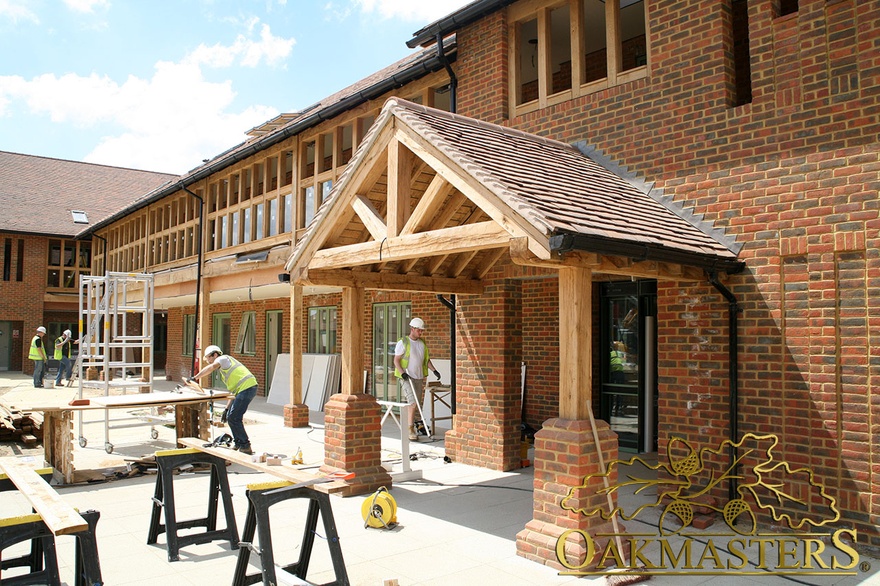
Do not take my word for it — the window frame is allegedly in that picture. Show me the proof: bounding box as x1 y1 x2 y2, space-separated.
307 306 338 354
508 0 649 118
235 311 257 355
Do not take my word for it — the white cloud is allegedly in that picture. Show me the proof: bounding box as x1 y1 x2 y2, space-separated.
0 0 40 24
185 22 295 69
62 0 110 14
0 60 278 174
353 0 470 22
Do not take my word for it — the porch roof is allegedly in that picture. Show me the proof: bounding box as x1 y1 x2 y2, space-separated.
285 98 743 287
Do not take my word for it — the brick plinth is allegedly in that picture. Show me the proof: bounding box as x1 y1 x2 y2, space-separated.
321 393 391 497
516 417 621 570
283 403 309 428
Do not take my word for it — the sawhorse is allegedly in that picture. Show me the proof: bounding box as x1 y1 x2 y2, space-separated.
147 447 239 562
233 480 349 586
0 468 102 586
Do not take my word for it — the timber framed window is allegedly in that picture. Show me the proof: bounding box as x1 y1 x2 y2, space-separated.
47 239 91 289
235 311 256 355
510 0 647 116
307 306 337 354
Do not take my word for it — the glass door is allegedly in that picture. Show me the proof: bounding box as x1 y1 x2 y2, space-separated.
212 313 231 388
371 302 411 402
600 280 657 453
266 310 283 388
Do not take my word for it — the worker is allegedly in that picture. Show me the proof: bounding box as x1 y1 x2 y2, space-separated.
54 329 74 387
187 345 257 455
29 326 48 388
394 317 441 440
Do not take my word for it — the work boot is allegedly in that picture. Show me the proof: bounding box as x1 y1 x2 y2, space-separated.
408 426 418 441
236 445 254 455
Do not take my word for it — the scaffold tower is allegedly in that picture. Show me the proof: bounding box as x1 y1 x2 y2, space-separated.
76 272 156 453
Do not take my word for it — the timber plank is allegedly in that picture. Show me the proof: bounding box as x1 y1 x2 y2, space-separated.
0 456 88 535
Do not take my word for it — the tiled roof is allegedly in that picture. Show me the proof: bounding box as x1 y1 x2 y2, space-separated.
388 99 740 264
0 151 176 237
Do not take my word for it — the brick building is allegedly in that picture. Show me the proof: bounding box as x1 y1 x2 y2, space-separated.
0 152 174 376
48 0 880 568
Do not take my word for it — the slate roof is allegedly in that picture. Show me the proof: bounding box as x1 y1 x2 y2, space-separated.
288 98 741 274
0 151 176 238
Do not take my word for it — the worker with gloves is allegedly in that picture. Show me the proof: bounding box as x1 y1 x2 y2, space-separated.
394 317 441 441
186 345 257 455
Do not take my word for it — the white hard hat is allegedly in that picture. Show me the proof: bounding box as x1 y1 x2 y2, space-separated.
63 329 71 337
409 318 425 329
36 326 46 333
204 345 222 358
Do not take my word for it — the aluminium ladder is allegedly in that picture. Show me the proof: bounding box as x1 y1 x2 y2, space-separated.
76 272 157 453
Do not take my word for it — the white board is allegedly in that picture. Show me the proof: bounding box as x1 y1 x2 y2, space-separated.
266 354 291 406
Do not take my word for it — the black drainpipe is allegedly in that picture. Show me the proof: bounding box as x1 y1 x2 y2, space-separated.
181 185 204 375
708 271 740 503
436 294 457 415
436 33 457 113
92 233 107 274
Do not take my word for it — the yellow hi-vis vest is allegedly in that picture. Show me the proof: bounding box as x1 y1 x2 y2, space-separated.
29 336 45 360
394 336 429 379
54 336 71 360
218 356 257 395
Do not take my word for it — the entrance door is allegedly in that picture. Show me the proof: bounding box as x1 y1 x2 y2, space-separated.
212 313 231 388
371 302 411 401
266 310 283 388
0 321 10 371
600 280 657 453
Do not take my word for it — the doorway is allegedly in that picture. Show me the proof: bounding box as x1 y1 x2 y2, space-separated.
599 279 657 453
371 302 411 401
0 321 10 371
212 313 231 388
266 310 283 388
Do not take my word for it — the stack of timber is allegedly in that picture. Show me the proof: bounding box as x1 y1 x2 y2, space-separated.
0 403 43 445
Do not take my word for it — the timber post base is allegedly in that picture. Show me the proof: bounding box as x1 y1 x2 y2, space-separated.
516 417 622 571
321 393 391 497
284 403 310 428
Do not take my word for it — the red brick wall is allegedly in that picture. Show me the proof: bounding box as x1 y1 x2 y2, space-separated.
446 0 880 544
0 234 49 374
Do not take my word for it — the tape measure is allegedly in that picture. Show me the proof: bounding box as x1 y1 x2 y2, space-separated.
362 486 397 529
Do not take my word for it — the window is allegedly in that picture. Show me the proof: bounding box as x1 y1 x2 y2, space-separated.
2 238 10 281
283 193 292 233
243 207 252 243
183 314 195 356
47 239 90 289
269 199 279 237
307 306 337 354
236 311 256 355
256 203 265 240
71 210 89 224
511 0 647 113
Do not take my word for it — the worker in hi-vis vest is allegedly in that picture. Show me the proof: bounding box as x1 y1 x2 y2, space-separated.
394 317 441 441
54 329 74 387
29 326 48 388
187 345 258 455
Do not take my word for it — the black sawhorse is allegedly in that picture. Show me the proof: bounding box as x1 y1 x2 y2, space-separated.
0 468 102 586
147 447 239 562
233 480 349 586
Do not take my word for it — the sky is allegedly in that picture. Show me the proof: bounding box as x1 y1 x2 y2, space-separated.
0 0 471 175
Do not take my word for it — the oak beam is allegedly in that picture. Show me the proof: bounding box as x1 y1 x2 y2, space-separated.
386 138 412 238
400 173 454 236
558 266 592 419
295 268 484 295
291 285 303 404
309 221 510 269
351 194 387 242
341 286 364 395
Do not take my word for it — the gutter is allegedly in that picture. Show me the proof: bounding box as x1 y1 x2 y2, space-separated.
80 41 458 238
407 0 516 48
549 233 745 275
181 185 204 374
708 271 741 504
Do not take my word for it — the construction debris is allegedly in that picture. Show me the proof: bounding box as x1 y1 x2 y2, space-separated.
0 403 43 444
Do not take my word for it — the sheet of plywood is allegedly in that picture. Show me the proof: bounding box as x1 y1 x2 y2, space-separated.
89 390 228 408
304 354 330 411
266 353 291 406
0 456 88 535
